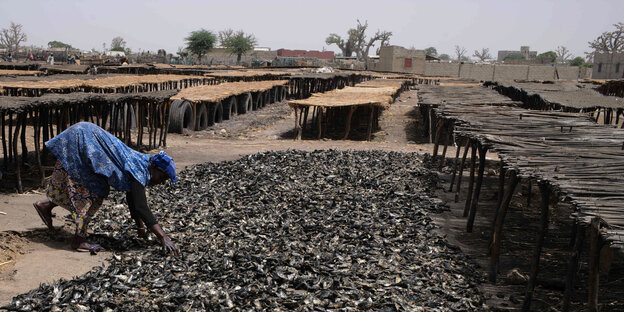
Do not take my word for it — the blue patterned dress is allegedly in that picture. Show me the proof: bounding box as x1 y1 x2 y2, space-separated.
45 122 151 236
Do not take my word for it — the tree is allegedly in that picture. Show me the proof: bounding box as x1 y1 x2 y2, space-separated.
588 22 624 56
0 22 27 53
111 36 126 50
325 33 355 57
555 46 572 63
218 29 235 44
569 56 585 67
351 20 392 65
48 41 73 49
185 29 216 63
504 53 525 61
425 47 438 57
536 51 557 63
439 54 450 61
472 48 492 62
176 47 188 58
220 30 257 64
454 45 467 61
326 19 392 65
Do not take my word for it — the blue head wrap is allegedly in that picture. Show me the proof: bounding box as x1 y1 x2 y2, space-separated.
149 151 178 183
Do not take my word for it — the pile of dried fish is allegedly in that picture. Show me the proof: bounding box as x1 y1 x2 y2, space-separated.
5 150 487 311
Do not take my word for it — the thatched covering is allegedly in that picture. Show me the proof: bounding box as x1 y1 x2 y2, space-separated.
596 79 624 98
152 64 244 70
171 80 289 103
0 69 41 76
0 74 207 90
487 81 624 110
0 90 176 113
205 70 292 78
288 79 407 108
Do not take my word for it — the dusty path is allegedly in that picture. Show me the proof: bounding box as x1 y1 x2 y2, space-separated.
0 90 437 306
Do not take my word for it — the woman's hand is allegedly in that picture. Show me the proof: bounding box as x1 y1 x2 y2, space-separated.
160 235 180 257
149 224 180 257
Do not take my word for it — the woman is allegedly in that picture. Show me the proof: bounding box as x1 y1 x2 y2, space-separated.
33 122 180 256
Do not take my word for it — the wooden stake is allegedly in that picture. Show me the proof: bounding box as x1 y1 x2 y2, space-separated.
489 171 520 282
463 142 477 217
466 144 487 232
432 120 445 161
496 160 506 211
343 106 357 140
588 218 601 312
449 137 464 192
454 138 471 202
562 223 585 312
367 105 375 141
522 182 550 311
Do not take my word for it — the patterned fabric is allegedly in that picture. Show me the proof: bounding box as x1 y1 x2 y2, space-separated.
47 161 104 236
45 122 151 197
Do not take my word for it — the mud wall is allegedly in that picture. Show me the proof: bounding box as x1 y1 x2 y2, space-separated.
424 62 583 81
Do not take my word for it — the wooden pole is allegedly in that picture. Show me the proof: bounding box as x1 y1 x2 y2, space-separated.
432 120 445 161
343 106 357 140
522 182 550 311
454 138 471 202
466 144 487 232
13 114 22 193
438 124 451 170
294 106 301 140
1 111 7 170
562 223 585 312
463 142 477 217
527 180 532 209
588 218 601 312
496 160 506 211
367 105 375 141
448 137 464 192
489 171 520 282
317 107 323 140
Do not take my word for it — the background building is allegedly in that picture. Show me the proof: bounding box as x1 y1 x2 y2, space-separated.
592 52 624 79
370 45 426 74
497 46 537 62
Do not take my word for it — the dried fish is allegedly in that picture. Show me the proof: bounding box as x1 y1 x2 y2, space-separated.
4 150 487 311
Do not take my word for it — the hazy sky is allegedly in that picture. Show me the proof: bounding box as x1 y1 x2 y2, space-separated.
1 0 622 59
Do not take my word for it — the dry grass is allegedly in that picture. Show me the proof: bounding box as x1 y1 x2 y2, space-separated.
171 80 289 103
204 70 292 78
288 79 406 108
0 70 41 76
0 74 207 90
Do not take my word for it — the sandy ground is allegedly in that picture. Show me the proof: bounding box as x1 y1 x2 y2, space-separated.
0 89 440 306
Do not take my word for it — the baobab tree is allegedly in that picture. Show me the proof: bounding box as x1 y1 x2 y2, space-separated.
454 45 467 61
472 48 492 62
555 46 572 63
0 22 27 53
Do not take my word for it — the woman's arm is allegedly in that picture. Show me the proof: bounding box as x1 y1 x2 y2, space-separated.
128 179 180 256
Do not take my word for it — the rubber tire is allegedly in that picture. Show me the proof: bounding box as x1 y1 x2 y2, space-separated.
114 103 137 130
263 90 272 105
223 96 237 120
168 100 195 134
252 92 263 110
209 101 223 126
237 93 252 114
195 102 209 131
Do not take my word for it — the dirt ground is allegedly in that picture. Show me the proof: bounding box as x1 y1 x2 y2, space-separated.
0 88 621 310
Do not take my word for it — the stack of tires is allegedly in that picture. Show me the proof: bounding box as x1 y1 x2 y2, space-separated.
167 85 288 134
